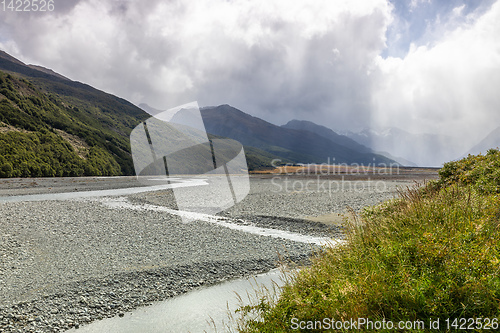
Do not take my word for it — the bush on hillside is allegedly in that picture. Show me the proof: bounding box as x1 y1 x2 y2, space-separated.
438 148 500 193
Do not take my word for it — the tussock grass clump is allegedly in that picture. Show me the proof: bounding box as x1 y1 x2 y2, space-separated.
237 152 500 332
438 148 500 193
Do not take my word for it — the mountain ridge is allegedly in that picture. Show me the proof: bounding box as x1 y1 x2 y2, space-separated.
0 51 289 175
0 50 150 176
281 119 373 154
201 105 399 165
464 126 500 157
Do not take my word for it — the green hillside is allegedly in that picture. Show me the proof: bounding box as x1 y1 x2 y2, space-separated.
0 52 288 177
0 71 138 176
0 50 154 176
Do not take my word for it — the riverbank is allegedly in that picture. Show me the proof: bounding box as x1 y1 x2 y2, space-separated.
238 151 500 332
0 198 314 332
0 173 435 332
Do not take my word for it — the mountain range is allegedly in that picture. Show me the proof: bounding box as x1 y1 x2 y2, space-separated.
2 49 498 175
199 105 397 165
280 120 419 167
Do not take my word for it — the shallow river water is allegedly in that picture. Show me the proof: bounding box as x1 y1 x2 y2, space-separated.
66 269 287 333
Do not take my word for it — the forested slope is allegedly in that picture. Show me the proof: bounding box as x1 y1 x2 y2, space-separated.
0 70 144 177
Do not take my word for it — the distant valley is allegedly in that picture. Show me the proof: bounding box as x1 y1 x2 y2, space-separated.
343 128 458 167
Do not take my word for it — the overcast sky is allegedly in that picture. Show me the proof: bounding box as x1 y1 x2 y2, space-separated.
1 0 499 147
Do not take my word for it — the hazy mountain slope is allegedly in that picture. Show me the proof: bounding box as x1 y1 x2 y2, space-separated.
201 105 398 165
346 127 457 167
282 120 420 166
373 151 418 167
138 103 163 116
282 119 372 154
138 103 292 171
465 126 500 156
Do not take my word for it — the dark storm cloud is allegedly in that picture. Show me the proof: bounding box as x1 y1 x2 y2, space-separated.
190 3 391 128
0 0 392 130
1 0 500 151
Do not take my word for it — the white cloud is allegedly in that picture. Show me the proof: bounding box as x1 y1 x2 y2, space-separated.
409 0 431 11
452 4 466 16
373 0 500 146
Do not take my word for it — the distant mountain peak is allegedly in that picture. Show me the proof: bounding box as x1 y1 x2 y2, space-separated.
283 119 316 127
201 107 398 165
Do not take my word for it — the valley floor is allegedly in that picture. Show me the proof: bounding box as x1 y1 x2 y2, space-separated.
0 172 437 332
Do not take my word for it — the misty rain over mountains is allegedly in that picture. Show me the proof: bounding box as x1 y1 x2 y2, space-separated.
1 49 499 177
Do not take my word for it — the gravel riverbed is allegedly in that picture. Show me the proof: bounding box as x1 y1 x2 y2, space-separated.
0 173 436 332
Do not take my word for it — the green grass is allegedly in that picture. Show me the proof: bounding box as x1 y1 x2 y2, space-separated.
237 150 500 332
437 148 500 194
